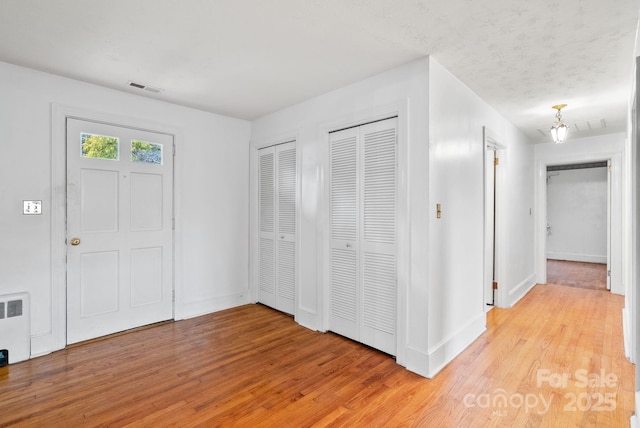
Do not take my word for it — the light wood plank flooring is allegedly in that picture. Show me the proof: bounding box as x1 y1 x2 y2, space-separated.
0 283 634 427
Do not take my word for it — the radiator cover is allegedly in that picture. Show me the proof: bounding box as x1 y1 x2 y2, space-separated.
0 292 30 364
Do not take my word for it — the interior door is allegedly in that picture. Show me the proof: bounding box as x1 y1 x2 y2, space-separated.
258 141 296 315
66 118 174 344
484 149 496 307
276 143 296 314
359 119 397 354
329 127 360 340
329 117 397 356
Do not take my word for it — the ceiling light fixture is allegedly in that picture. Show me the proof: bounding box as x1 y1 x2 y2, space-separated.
550 104 569 144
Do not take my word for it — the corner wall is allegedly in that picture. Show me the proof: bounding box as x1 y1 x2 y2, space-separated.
630 21 640 426
0 61 251 357
427 57 536 374
251 56 537 378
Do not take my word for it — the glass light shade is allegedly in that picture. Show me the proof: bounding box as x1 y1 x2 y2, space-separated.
550 123 569 144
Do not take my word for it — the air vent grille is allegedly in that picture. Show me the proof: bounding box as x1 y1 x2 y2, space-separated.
127 81 163 94
537 118 607 138
572 119 606 132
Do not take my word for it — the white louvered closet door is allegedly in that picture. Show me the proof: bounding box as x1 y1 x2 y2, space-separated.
329 127 360 340
258 142 296 315
329 117 397 356
259 146 276 309
276 142 296 314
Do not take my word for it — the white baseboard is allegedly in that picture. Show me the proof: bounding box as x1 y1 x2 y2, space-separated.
30 332 54 358
405 345 431 378
631 391 640 428
179 291 249 320
623 307 633 361
425 312 486 378
546 252 606 264
508 273 537 308
295 308 319 332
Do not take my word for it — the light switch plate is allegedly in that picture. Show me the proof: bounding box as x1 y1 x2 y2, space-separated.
23 200 42 215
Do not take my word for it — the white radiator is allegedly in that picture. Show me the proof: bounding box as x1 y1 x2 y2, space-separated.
0 292 30 365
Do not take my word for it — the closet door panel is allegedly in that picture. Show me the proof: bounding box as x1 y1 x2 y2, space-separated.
275 142 296 314
328 118 397 356
329 128 359 339
360 118 397 355
258 147 276 308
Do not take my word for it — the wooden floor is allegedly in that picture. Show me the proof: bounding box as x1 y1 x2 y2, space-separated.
547 259 608 291
0 285 634 427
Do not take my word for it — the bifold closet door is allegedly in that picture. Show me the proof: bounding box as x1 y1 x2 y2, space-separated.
258 142 296 315
329 118 397 356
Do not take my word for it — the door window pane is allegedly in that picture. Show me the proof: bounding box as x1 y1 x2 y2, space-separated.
81 133 119 160
131 140 162 165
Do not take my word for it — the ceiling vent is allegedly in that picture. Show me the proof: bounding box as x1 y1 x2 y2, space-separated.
127 81 163 94
572 119 606 132
536 118 607 137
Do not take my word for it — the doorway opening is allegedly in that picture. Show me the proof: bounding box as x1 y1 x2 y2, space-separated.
545 161 610 292
484 127 504 309
536 152 621 295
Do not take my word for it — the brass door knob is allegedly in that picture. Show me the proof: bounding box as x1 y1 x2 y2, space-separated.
70 237 81 246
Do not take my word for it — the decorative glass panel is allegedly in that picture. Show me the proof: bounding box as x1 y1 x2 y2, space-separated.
131 140 162 165
81 133 119 160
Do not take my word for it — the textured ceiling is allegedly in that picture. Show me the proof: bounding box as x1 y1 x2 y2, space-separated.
0 0 638 143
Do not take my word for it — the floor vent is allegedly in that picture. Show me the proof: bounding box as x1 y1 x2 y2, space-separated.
0 293 30 364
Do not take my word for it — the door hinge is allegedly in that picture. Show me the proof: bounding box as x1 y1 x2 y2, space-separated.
172 218 175 230
607 270 611 277
493 281 498 290
494 157 500 166
172 290 176 302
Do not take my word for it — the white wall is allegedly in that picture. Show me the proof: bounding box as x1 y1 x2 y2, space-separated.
630 21 640 425
427 58 536 374
0 61 251 357
534 134 625 295
547 167 608 263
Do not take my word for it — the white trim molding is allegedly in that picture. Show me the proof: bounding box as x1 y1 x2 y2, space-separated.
425 312 486 378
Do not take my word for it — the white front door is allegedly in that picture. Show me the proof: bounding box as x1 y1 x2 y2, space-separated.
66 118 174 344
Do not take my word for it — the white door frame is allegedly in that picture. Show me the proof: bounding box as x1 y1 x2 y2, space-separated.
535 152 622 293
483 127 506 308
46 104 179 354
